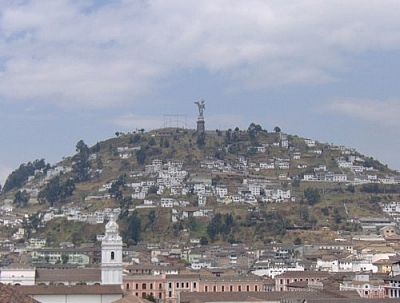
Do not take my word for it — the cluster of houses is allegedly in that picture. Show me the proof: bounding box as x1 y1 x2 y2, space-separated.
3 221 400 302
381 201 400 223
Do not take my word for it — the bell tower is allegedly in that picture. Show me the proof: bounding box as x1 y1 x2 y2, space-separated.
101 214 123 285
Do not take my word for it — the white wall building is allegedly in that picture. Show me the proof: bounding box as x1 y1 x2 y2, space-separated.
0 264 36 285
101 215 123 285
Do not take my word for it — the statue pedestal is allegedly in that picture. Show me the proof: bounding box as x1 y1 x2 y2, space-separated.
197 119 205 133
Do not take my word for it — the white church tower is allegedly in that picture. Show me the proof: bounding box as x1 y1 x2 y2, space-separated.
101 214 123 285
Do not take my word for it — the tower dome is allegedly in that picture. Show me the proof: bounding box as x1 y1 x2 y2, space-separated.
105 214 119 233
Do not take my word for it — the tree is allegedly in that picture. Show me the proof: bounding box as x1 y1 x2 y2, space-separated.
206 213 234 242
163 139 170 148
147 210 156 231
122 212 141 244
136 148 146 165
304 187 321 205
294 237 302 245
90 142 101 153
200 236 209 245
224 130 232 144
248 123 262 133
274 126 281 133
38 176 75 206
148 137 156 146
321 207 329 216
96 158 103 169
247 123 262 146
148 185 158 195
72 140 91 182
3 159 48 193
61 253 69 264
109 174 127 203
188 216 198 231
130 134 141 144
14 190 30 207
346 184 355 193
299 206 309 222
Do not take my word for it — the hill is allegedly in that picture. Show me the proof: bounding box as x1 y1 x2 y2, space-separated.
1 124 399 247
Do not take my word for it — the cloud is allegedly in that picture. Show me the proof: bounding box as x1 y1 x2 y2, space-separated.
1 1 400 108
320 97 400 127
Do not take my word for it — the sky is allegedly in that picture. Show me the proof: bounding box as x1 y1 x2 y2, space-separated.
1 0 400 185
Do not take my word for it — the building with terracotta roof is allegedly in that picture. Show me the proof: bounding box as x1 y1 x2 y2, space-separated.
0 283 39 303
274 271 331 291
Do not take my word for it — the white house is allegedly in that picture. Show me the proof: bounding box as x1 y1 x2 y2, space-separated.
304 139 316 147
0 263 36 285
215 185 228 198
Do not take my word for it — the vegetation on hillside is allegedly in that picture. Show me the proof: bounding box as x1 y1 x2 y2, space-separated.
0 124 398 246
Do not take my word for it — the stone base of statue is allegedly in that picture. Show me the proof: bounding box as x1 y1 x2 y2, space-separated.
197 118 205 133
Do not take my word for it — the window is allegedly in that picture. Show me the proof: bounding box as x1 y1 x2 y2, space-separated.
142 283 147 290
150 283 153 290
159 293 162 299
238 285 242 292
255 285 258 292
213 285 216 292
111 251 115 260
181 282 184 288
193 282 197 289
126 283 130 290
205 286 208 292
246 285 249 292
142 293 146 298
159 283 162 289
222 286 225 292
168 291 172 298
176 282 179 288
186 282 189 288
136 283 139 290
169 283 172 289
230 285 233 292
135 293 138 297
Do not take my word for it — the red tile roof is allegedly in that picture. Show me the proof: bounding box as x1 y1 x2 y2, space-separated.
0 283 40 303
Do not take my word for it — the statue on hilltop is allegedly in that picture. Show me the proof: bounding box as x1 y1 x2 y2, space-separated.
194 99 205 118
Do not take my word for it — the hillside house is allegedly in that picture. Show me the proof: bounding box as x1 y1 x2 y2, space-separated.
215 185 228 198
304 139 316 147
259 162 275 169
263 189 291 202
293 152 301 160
